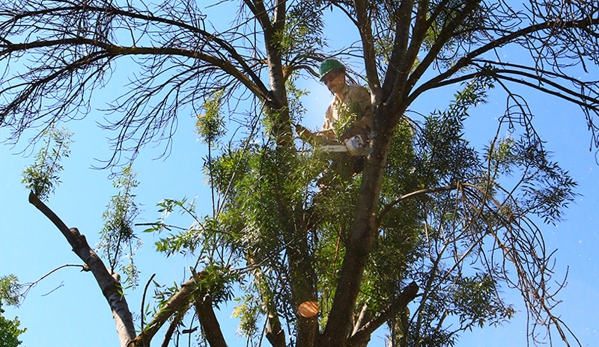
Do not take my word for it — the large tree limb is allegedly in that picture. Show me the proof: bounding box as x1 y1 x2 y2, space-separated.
28 191 136 347
381 0 415 101
409 15 599 106
194 294 228 347
130 272 206 347
347 281 419 347
321 133 387 346
353 0 381 98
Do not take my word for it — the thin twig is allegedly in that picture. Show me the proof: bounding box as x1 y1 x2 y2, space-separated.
20 263 86 301
140 273 156 330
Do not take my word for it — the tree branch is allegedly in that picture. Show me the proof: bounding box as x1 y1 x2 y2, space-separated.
19 263 88 301
0 3 268 95
353 0 381 98
194 294 228 347
405 0 481 108
377 184 459 224
140 273 156 331
130 272 204 347
347 281 419 347
1 37 267 103
160 308 188 347
382 0 415 102
28 191 136 347
409 15 599 106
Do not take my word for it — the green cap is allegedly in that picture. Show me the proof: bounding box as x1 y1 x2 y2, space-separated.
319 58 345 81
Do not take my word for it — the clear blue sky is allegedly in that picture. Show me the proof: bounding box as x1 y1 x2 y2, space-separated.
2 3 599 347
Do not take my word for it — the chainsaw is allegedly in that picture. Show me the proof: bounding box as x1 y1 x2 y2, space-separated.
295 123 371 156
318 134 372 156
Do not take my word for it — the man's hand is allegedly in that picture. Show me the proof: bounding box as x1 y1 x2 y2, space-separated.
296 124 338 146
295 124 314 138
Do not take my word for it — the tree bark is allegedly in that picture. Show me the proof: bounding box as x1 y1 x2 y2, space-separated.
28 191 137 347
130 272 210 346
194 294 228 347
321 95 408 346
347 282 419 347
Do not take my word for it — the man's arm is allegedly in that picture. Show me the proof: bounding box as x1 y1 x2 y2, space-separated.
295 124 336 145
353 85 373 128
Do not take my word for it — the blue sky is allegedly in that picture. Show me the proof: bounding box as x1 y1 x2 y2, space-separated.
2 2 599 347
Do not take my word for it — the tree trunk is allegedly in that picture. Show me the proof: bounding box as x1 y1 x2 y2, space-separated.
322 100 405 346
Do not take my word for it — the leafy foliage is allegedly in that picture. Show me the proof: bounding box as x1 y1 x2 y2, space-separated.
0 276 25 347
21 127 73 201
0 276 20 308
196 90 226 146
0 314 25 347
98 165 141 288
138 76 578 346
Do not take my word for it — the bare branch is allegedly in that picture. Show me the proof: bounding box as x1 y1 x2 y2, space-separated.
410 15 599 106
140 273 156 330
160 308 187 347
19 263 87 301
377 184 459 224
28 191 136 347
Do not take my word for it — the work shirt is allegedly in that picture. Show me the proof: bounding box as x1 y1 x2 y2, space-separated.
322 84 373 139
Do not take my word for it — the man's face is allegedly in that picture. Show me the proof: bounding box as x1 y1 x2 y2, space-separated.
322 70 345 95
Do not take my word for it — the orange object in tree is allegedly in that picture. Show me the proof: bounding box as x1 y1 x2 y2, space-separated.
298 300 319 318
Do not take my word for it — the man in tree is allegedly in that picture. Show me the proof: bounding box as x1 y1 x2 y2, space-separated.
296 58 373 179
2 0 598 346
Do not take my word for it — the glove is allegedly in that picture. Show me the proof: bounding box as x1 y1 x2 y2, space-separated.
295 124 313 138
296 124 335 146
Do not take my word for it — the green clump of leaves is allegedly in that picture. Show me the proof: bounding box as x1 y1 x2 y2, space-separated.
21 127 73 201
150 197 204 257
0 313 25 347
98 164 141 289
193 263 238 307
197 89 228 216
196 90 226 145
415 80 484 186
232 286 263 339
0 276 20 308
0 275 25 347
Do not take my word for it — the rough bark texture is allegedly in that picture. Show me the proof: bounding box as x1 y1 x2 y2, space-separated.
321 96 403 346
